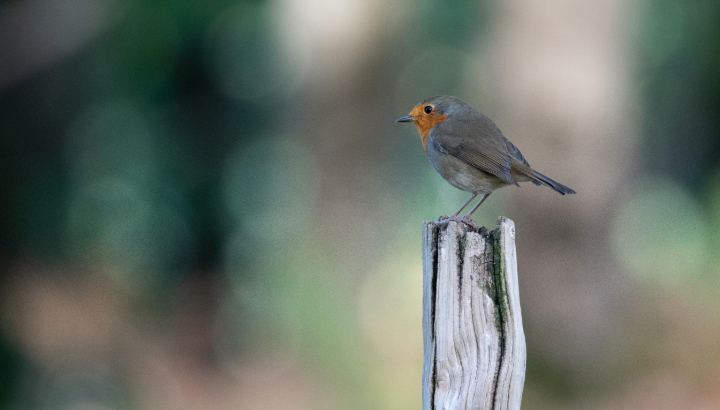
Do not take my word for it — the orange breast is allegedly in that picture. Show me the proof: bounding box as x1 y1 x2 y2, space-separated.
409 105 449 153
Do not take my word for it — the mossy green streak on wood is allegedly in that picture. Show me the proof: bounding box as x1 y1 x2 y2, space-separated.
492 222 510 340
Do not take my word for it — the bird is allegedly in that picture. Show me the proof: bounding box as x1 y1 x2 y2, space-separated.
397 95 575 224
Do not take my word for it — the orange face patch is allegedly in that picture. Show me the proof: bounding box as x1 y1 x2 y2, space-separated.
408 104 449 153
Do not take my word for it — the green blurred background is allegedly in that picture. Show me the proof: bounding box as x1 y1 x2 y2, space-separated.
1 0 720 408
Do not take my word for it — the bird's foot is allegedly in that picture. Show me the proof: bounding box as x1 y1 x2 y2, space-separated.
438 215 467 225
436 216 479 231
460 216 478 230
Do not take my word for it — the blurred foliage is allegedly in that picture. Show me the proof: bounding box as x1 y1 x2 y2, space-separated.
638 0 720 190
615 0 720 295
1 0 720 408
0 0 493 408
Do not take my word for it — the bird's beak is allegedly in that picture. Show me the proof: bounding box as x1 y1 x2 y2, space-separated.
396 115 414 123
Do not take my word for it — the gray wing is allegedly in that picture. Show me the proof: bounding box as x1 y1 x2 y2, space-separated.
432 135 519 186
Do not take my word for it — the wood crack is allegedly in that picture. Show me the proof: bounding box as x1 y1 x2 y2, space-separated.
490 229 506 410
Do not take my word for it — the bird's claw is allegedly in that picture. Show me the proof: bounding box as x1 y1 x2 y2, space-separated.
439 215 463 222
460 216 479 229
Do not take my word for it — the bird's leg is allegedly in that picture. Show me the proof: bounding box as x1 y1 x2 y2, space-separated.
461 193 491 225
440 193 477 221
452 193 478 218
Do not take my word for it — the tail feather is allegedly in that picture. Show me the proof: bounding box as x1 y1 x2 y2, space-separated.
531 170 576 195
511 164 576 195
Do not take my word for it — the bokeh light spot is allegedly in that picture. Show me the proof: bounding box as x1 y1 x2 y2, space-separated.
223 134 320 242
611 176 709 286
65 101 192 291
357 257 423 361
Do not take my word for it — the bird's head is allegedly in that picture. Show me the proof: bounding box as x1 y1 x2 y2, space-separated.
397 95 467 151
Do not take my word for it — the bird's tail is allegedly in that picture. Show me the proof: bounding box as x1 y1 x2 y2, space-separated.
512 164 576 195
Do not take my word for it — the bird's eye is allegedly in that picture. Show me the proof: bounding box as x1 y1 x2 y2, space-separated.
424 105 433 114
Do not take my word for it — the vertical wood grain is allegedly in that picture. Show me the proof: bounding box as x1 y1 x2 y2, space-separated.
422 218 525 410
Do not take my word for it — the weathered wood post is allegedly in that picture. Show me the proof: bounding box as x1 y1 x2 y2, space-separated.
422 217 525 410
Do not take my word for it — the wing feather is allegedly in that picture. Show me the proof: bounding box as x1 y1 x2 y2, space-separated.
428 112 528 187
433 137 519 186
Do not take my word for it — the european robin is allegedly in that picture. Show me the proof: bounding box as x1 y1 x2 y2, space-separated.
397 95 575 224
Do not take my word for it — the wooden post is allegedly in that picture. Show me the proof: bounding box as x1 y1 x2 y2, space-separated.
422 217 525 410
